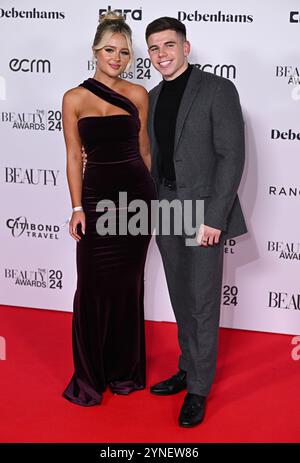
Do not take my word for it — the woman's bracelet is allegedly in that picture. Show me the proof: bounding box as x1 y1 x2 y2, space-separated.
73 206 83 212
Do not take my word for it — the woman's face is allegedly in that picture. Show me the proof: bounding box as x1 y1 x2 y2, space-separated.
95 32 130 76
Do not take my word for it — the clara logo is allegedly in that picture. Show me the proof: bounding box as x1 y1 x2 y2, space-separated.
99 6 142 20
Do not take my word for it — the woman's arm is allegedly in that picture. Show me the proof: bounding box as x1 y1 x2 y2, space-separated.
62 89 85 241
132 85 151 171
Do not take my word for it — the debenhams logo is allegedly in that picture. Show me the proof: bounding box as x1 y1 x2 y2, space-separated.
0 7 65 20
99 6 142 20
178 10 253 22
271 129 300 141
269 186 300 197
268 241 300 261
194 63 236 79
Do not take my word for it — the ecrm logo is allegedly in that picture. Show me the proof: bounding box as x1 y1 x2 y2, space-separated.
9 58 51 73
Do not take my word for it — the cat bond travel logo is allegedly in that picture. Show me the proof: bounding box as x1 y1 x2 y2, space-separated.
0 7 65 19
4 268 63 289
0 110 62 131
224 239 237 255
9 58 51 73
271 129 300 141
268 291 300 310
178 10 253 23
99 6 142 20
268 185 300 198
4 168 59 187
268 242 300 261
6 217 60 240
194 63 237 80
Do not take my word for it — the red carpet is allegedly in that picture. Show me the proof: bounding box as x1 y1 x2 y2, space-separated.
0 304 299 443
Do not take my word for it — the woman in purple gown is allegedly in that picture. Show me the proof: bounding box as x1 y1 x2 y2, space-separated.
62 12 156 406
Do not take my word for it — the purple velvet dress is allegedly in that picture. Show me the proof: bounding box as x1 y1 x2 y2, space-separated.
62 78 156 406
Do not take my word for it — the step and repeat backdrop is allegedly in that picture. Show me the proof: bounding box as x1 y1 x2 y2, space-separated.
0 0 299 335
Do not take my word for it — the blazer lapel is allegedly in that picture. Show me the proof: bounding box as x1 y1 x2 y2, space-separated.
174 66 202 152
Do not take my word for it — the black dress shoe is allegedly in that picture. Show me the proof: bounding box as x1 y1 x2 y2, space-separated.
178 393 206 427
150 370 187 395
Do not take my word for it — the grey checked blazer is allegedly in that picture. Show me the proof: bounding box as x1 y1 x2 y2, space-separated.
148 65 247 239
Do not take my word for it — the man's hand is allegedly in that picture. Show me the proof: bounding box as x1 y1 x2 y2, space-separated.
197 224 221 247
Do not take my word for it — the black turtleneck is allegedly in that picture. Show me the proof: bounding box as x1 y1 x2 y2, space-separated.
154 63 192 181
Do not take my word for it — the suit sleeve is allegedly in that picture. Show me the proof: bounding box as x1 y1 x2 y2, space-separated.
204 78 245 231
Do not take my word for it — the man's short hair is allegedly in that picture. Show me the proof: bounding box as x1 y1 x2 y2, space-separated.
145 17 187 42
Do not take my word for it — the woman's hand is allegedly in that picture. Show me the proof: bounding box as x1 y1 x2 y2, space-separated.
69 210 86 242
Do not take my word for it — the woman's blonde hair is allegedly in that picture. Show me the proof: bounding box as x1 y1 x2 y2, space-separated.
93 11 133 71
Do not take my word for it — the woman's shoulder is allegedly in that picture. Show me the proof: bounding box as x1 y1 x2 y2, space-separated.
122 80 148 95
120 80 148 107
63 85 87 101
62 86 89 115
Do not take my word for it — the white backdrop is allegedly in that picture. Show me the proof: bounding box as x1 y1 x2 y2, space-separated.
1 0 300 335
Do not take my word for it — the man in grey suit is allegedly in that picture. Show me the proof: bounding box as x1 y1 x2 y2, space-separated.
146 17 247 427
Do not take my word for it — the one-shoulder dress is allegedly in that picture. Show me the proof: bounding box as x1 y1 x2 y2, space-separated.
62 78 157 406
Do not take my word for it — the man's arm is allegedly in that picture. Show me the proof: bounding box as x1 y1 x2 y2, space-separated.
204 78 245 232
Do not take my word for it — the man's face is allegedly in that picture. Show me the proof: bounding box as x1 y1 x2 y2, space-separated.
147 29 190 81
